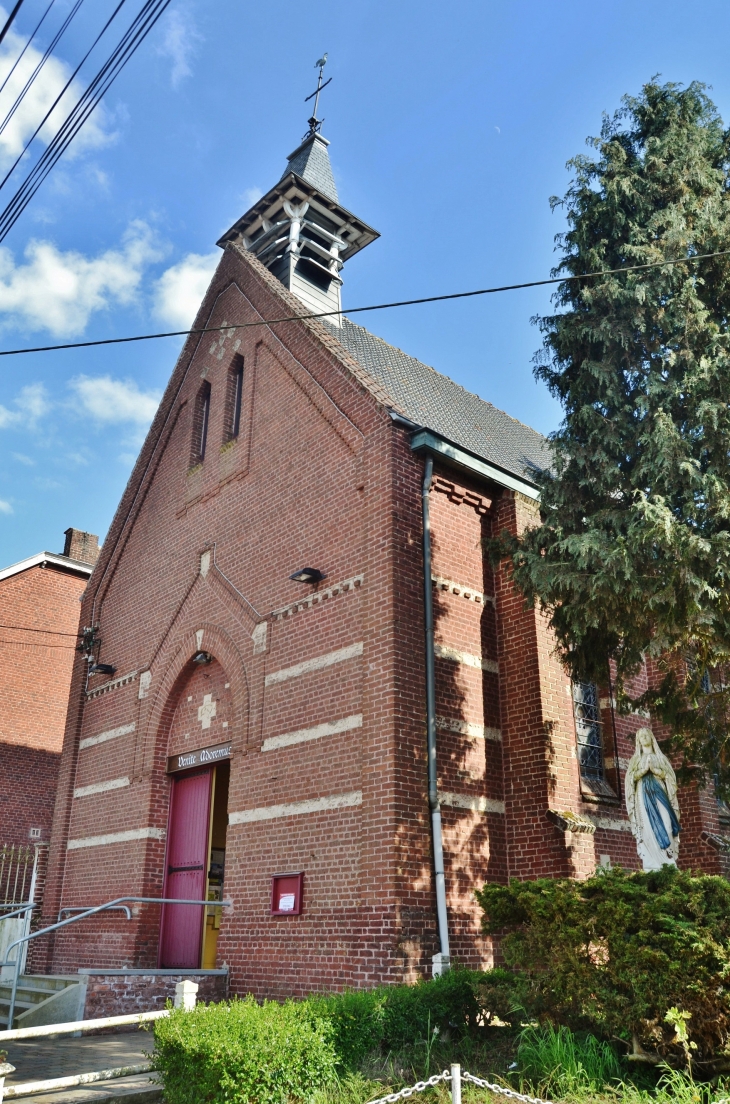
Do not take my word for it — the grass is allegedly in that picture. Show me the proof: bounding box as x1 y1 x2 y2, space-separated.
310 1024 730 1104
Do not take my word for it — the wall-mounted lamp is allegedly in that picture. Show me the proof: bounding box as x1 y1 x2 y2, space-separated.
192 651 212 665
88 663 116 677
289 567 326 585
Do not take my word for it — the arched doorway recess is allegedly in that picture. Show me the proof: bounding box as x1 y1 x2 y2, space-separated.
159 654 232 969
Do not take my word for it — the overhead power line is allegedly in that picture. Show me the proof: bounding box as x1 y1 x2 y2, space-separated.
0 0 174 243
0 0 85 149
0 0 58 106
1 247 729 358
0 0 28 53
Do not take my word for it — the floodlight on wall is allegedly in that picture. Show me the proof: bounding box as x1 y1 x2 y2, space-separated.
192 651 212 665
289 567 326 585
88 663 117 676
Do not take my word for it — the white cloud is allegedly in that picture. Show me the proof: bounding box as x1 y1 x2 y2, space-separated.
0 221 164 336
0 6 113 169
0 382 49 428
241 186 263 208
0 499 12 514
69 375 161 426
154 251 218 328
156 7 202 89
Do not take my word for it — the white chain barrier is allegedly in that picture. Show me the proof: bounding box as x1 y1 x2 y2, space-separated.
365 1065 730 1104
365 1070 452 1104
365 1067 554 1104
462 1071 553 1104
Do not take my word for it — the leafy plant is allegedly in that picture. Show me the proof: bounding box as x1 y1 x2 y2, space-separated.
152 995 337 1104
516 1022 623 1097
476 865 730 1063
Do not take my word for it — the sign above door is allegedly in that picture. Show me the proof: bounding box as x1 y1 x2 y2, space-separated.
167 740 232 774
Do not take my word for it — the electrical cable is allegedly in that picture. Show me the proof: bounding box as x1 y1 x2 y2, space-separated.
0 637 76 648
0 0 57 104
0 0 128 206
0 0 172 242
1 246 729 357
0 623 80 636
0 0 84 146
0 0 27 53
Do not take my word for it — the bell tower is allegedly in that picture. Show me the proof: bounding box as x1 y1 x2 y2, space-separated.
217 59 379 327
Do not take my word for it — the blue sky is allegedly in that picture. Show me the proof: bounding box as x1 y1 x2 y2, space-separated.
1 0 730 565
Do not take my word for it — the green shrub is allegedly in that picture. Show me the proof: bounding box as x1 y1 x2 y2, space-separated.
380 968 483 1048
152 995 337 1104
476 865 730 1062
516 1023 622 1097
308 969 487 1071
307 989 387 1072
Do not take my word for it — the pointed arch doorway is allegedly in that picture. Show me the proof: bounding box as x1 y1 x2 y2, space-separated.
158 655 233 969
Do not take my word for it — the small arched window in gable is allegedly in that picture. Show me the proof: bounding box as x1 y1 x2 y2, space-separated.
224 355 244 443
190 380 211 467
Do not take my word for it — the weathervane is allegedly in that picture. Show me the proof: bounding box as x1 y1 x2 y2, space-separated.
304 53 331 137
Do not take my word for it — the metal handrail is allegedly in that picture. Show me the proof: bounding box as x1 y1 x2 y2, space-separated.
0 903 35 922
57 905 131 922
0 896 232 1032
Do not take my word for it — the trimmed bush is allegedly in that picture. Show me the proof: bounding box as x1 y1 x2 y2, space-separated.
152 995 337 1104
308 968 486 1071
476 865 730 1062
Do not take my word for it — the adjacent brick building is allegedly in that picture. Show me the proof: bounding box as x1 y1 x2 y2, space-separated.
41 121 730 997
0 529 98 845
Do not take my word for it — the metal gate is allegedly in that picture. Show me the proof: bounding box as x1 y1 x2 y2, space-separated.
0 844 41 979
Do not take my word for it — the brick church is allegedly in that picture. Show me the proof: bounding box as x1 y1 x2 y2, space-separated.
40 113 730 998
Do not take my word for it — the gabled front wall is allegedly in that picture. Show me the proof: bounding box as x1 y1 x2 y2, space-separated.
42 246 443 992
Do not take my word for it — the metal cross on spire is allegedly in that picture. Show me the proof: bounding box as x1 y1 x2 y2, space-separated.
304 53 331 137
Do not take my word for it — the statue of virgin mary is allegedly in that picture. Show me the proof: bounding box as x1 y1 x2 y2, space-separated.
625 728 681 870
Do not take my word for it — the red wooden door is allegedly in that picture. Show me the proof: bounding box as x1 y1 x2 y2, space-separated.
159 769 212 968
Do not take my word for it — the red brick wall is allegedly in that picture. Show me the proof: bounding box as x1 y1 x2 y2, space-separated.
0 563 87 845
41 243 729 997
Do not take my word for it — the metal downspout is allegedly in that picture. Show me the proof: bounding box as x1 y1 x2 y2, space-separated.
422 455 450 973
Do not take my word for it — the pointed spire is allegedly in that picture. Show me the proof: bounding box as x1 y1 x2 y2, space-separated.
280 133 338 203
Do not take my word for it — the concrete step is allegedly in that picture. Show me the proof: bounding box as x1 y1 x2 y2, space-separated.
0 975 82 1029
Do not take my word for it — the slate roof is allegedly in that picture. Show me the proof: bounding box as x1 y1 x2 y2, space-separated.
281 134 339 203
325 316 550 486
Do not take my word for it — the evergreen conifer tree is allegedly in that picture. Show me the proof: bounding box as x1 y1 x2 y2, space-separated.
507 79 730 792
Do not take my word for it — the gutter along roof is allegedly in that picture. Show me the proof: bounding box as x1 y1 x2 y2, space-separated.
0 551 95 583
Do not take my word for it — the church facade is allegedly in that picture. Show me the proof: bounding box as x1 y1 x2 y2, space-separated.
41 125 730 997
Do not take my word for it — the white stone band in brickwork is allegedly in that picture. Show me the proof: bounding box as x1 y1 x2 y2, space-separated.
262 714 363 752
86 671 138 700
229 791 363 825
271 574 364 620
67 827 166 850
440 792 505 815
587 814 633 833
74 777 130 799
434 643 499 674
264 642 363 686
79 723 135 750
436 715 501 742
432 575 495 607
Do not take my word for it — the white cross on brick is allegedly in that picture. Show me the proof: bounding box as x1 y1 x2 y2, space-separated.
198 693 217 730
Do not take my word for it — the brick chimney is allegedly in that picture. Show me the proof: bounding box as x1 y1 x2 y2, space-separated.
63 528 100 565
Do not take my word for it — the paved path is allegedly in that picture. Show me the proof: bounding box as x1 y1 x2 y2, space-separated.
2 1030 161 1103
